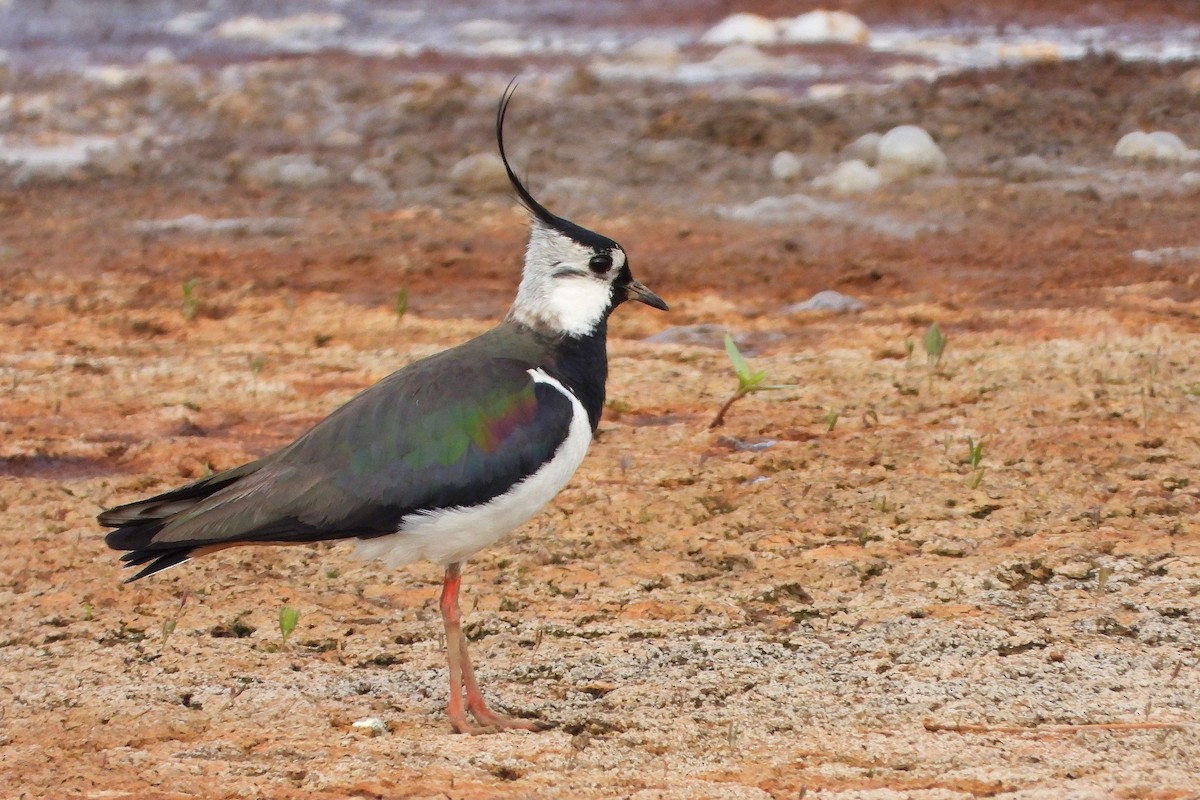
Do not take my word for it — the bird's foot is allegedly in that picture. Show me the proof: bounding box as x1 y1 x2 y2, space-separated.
468 704 553 732
447 701 551 734
447 711 499 736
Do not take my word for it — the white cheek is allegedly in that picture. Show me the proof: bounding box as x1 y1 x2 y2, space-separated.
547 277 613 336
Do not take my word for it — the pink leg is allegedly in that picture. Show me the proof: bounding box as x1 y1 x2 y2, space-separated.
439 563 548 734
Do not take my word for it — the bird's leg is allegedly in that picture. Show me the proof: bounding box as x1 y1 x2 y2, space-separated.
456 628 547 731
438 562 547 733
439 562 491 734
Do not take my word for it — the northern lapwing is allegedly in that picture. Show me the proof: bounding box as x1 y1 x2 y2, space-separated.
99 84 667 735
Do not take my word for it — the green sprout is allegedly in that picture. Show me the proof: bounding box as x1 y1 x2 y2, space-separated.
967 436 984 469
278 605 301 647
182 278 201 321
822 408 840 432
923 322 945 369
966 435 986 489
250 354 265 377
393 287 409 321
709 334 795 429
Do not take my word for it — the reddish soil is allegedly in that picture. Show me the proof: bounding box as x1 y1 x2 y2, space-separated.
1 41 1199 800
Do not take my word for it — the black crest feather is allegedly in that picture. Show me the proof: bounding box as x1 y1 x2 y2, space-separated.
496 79 617 252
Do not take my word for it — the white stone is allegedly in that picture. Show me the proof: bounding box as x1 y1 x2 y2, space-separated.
0 136 121 185
1131 246 1200 265
214 13 347 43
143 47 178 67
877 125 946 178
244 154 332 187
1180 68 1200 94
1181 172 1200 193
1114 130 1190 162
807 83 849 101
453 19 518 40
770 151 803 181
639 139 690 166
83 66 141 90
842 132 882 165
622 38 682 67
351 717 387 737
1148 131 1189 157
131 215 299 237
449 152 509 193
1002 153 1056 182
1056 561 1093 580
700 13 779 46
781 10 869 45
815 159 883 195
786 290 864 313
165 12 210 36
997 41 1062 62
708 44 775 70
476 38 525 57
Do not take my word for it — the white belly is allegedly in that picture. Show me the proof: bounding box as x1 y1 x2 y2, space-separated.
353 369 592 568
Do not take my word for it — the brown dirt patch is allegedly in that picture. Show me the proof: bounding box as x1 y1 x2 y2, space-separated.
1 46 1199 800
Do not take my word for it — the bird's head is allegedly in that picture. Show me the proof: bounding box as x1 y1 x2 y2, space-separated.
497 84 667 338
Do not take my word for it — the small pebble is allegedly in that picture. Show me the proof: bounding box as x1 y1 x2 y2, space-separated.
244 155 331 188
453 19 518 40
842 132 881 165
707 44 775 70
449 152 509 193
877 125 947 179
1113 130 1193 163
1056 561 1094 581
781 10 869 45
351 717 387 737
785 290 864 313
770 151 803 181
700 13 778 46
622 38 682 67
814 159 882 195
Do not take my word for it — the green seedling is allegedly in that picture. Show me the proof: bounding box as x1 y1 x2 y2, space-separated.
182 278 201 321
279 605 301 647
903 337 915 364
709 334 795 429
966 436 986 489
923 322 945 369
250 354 265 377
967 436 984 470
393 287 409 321
822 408 840 432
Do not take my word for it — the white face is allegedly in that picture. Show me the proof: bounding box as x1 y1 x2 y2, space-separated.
508 220 627 337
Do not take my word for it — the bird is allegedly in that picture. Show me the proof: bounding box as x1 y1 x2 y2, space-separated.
98 83 667 735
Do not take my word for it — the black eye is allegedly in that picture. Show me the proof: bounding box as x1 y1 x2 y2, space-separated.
589 253 613 274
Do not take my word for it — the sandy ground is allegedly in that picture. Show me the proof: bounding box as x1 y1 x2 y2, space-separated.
2 17 1200 800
